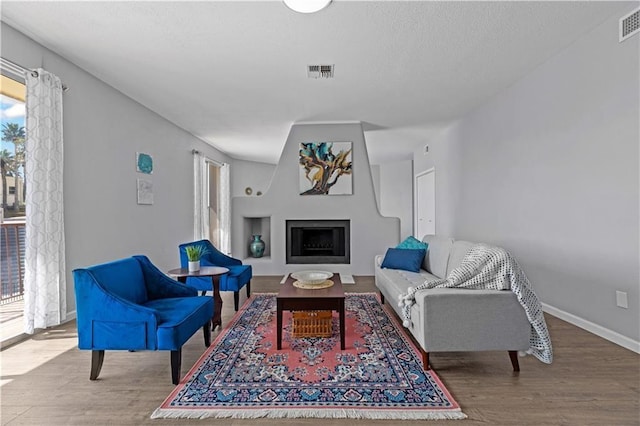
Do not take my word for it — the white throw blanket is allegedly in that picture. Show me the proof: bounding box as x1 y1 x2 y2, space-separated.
399 244 553 364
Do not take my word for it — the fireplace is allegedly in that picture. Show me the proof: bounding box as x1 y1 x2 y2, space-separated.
286 220 350 264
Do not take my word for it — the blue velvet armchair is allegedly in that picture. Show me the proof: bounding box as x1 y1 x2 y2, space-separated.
179 240 252 311
73 255 214 385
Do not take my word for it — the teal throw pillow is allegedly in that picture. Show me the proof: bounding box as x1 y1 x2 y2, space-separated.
381 248 426 273
396 236 428 251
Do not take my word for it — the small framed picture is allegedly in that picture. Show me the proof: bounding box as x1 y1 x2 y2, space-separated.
137 178 153 205
136 152 153 174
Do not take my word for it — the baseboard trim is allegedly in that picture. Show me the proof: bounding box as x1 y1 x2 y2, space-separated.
542 303 640 354
65 310 76 321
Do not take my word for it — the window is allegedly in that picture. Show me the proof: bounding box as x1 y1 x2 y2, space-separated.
1 73 26 218
194 151 230 253
208 162 221 247
206 161 230 253
1 66 27 308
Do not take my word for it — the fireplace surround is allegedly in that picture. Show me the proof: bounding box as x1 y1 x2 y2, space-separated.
286 220 350 264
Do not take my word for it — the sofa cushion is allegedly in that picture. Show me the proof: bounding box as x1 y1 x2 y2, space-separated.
378 268 440 295
396 236 428 251
381 248 426 272
375 266 440 317
421 235 454 278
144 296 214 350
446 240 476 276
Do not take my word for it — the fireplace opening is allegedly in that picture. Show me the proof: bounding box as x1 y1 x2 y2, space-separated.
286 220 350 264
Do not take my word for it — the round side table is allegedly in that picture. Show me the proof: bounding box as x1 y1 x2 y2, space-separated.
167 266 229 330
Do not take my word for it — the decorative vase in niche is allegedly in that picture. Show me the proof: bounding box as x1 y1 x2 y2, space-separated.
188 260 200 272
250 235 265 258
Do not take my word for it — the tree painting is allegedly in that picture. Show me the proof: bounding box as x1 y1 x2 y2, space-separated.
299 142 352 195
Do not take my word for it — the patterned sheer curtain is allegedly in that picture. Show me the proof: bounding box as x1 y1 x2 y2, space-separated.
193 150 209 240
193 151 230 253
219 163 230 254
24 69 66 334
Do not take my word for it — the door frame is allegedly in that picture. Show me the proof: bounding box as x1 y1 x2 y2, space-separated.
413 167 436 238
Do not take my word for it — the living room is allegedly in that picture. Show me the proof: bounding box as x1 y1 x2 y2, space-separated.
1 1 638 424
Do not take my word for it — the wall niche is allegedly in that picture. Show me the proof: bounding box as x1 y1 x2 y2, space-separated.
243 216 271 259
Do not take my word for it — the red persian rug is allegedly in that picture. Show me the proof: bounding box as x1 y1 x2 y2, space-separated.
152 293 465 420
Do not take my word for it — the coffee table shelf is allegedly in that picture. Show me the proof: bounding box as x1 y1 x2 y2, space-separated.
276 273 345 350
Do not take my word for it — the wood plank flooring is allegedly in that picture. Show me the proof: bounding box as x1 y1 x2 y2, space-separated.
1 276 638 425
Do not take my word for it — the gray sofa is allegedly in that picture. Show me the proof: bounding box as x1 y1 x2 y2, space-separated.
375 235 530 371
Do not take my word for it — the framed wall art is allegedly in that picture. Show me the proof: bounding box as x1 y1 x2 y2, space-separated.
136 152 153 174
137 178 154 205
299 142 352 195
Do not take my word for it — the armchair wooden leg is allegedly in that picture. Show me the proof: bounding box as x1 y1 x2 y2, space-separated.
234 291 240 311
90 350 105 380
508 351 520 372
203 320 212 347
171 349 182 385
246 280 251 298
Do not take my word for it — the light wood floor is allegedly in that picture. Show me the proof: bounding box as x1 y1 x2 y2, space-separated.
1 276 638 425
1 299 27 349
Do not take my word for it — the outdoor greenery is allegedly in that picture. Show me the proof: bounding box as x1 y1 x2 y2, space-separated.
1 122 26 213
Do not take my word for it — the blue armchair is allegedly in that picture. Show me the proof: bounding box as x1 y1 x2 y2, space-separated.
179 240 252 311
73 255 214 385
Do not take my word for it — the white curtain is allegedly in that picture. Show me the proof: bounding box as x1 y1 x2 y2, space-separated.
193 150 209 240
219 163 231 254
193 152 231 253
24 69 66 334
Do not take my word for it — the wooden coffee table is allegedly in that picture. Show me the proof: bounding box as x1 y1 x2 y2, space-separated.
277 273 345 350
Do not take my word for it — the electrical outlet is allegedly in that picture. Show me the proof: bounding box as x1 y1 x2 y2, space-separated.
616 291 628 309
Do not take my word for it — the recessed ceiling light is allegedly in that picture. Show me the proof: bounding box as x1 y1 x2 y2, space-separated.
283 0 332 14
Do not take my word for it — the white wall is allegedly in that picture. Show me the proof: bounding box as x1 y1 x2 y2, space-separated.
2 23 232 318
230 159 275 198
379 160 414 240
412 127 463 238
232 123 400 275
370 164 381 212
413 12 640 347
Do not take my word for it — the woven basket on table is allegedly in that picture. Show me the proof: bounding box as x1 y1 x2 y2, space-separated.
291 311 333 338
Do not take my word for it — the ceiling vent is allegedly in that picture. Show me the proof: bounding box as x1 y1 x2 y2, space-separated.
307 64 334 79
619 7 640 42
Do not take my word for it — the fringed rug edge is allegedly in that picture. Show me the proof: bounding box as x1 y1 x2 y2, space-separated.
151 407 467 420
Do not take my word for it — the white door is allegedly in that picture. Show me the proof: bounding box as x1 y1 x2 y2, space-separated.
414 169 435 239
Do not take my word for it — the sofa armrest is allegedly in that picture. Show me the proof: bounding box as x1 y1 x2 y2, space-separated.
412 288 530 352
374 254 384 268
73 269 159 350
134 255 198 300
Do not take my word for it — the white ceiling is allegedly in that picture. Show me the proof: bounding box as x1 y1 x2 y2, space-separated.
1 1 632 165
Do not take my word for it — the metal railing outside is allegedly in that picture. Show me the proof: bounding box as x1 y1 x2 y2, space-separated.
1 220 26 304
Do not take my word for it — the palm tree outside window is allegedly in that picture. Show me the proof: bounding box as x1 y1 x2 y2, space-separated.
1 75 27 218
